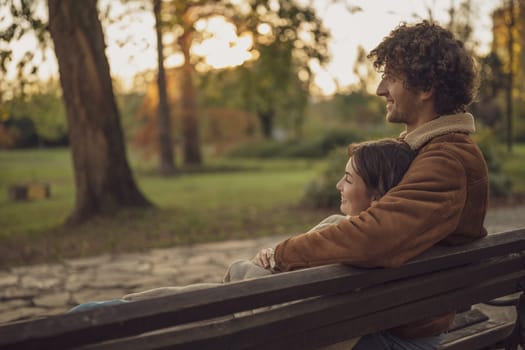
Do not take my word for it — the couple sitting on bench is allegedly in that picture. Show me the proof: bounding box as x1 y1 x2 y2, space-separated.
70 21 488 350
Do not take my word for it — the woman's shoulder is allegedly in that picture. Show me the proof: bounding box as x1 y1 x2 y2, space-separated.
308 214 348 232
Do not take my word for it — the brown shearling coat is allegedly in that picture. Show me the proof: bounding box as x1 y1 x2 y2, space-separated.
273 113 489 338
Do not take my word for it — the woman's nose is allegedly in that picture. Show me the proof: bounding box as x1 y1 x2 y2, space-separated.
336 178 343 191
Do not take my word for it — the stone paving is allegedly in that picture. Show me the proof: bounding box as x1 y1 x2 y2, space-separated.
1 206 524 325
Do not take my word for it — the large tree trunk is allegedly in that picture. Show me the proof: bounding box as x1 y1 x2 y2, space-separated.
48 0 152 224
154 0 176 174
179 14 202 165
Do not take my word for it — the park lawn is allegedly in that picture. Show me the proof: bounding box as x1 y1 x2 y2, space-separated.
2 143 523 269
0 148 332 268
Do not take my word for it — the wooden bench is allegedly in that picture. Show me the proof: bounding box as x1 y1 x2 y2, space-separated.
1 227 525 350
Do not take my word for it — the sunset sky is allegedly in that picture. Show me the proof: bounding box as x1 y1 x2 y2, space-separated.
4 0 500 96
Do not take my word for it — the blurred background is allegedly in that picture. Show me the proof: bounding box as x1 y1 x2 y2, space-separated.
0 0 523 269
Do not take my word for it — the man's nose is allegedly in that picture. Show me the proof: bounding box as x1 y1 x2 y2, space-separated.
376 79 387 96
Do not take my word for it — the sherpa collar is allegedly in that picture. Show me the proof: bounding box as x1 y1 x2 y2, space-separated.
400 113 476 150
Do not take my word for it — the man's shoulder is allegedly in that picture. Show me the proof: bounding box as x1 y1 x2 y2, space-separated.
427 131 473 144
420 132 478 153
416 132 487 172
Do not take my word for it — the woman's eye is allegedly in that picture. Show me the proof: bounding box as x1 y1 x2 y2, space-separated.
345 176 352 184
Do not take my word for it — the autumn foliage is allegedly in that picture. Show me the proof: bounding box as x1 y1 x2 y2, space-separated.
132 68 258 159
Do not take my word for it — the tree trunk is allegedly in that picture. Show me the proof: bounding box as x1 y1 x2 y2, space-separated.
48 0 152 224
179 15 202 165
258 110 275 139
154 0 176 174
506 0 514 153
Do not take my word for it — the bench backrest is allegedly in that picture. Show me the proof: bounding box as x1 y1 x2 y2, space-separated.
1 228 525 350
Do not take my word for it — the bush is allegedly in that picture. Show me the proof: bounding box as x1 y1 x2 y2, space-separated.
302 147 347 209
4 90 69 148
227 129 361 159
303 128 514 208
473 128 514 197
0 116 39 149
226 140 287 158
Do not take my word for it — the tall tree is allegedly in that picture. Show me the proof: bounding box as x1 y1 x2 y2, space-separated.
352 45 377 93
243 40 297 139
491 0 523 151
47 0 152 223
159 0 230 165
446 0 478 49
470 52 505 129
177 2 202 164
151 0 238 164
153 0 177 173
155 0 328 150
505 0 515 152
235 0 329 139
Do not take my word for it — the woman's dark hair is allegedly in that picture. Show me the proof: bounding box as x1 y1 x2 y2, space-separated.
348 139 416 197
367 20 479 115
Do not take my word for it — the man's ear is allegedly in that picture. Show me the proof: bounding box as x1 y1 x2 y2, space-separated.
419 87 434 101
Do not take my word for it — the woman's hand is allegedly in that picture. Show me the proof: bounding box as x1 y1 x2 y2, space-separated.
252 248 274 270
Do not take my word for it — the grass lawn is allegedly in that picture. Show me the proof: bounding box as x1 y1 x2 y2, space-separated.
0 148 333 268
1 142 523 269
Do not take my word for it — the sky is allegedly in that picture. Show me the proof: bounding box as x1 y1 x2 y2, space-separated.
4 0 500 96
309 0 499 94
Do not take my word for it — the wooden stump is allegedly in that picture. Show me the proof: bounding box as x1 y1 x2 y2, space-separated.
8 183 50 201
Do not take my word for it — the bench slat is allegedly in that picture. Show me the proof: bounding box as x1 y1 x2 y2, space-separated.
1 228 525 350
441 321 514 350
447 309 488 332
251 272 525 350
77 258 525 349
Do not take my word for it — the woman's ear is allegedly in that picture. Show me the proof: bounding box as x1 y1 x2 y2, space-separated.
370 192 381 203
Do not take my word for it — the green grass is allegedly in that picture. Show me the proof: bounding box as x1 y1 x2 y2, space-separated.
0 149 75 236
2 142 523 269
0 148 332 268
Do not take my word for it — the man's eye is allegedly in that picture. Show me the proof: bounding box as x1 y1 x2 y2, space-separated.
381 73 395 82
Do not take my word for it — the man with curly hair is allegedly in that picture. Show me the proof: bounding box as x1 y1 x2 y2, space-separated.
254 21 489 349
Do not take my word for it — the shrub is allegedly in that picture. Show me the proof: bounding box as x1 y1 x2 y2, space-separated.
303 127 514 208
227 129 361 159
302 147 347 209
227 140 288 158
0 116 39 149
473 127 514 197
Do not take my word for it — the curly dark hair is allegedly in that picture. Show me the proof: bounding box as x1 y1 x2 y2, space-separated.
367 21 479 115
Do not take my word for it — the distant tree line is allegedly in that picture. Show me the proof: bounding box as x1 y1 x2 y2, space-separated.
0 0 523 225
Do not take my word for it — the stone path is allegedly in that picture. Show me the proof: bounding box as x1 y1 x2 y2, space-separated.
1 206 524 324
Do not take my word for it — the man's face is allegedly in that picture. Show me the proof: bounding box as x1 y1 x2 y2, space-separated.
376 72 421 128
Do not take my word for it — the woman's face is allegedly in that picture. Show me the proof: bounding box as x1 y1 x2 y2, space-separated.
336 157 374 216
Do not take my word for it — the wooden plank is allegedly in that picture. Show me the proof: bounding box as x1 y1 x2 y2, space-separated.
251 273 525 350
76 257 525 350
441 321 514 350
8 183 50 201
1 228 524 349
447 309 488 332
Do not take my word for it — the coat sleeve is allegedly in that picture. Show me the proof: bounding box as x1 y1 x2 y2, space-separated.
274 144 468 271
